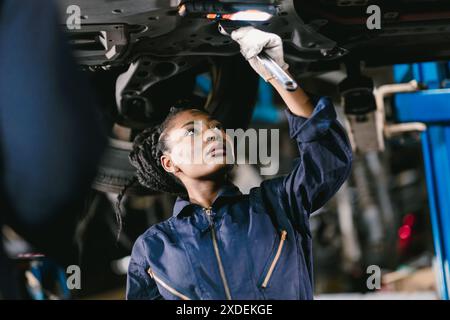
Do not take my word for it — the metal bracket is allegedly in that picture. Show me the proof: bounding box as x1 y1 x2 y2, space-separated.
66 24 129 66
375 80 425 138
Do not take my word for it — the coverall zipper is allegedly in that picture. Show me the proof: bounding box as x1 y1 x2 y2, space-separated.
203 207 232 300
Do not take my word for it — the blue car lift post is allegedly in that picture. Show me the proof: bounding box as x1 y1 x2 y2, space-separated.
394 61 450 299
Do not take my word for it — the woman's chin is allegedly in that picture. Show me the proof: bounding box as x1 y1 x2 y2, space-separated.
197 162 233 180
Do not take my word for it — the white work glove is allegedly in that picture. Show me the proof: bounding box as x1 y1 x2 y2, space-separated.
230 26 289 81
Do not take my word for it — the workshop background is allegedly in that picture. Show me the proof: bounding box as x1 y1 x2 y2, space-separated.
2 0 450 300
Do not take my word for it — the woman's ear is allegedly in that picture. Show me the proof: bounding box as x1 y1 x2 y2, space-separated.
160 154 176 174
161 154 182 175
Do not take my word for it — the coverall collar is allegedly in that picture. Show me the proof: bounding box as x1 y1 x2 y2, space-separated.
172 183 242 217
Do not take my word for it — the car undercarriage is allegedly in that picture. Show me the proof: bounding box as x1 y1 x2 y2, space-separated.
61 0 450 66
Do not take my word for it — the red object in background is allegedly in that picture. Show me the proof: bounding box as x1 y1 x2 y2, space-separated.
399 225 412 240
398 213 416 252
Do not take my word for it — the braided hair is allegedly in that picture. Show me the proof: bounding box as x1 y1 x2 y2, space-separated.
114 107 204 238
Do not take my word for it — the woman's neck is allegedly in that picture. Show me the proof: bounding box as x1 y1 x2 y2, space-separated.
184 178 226 209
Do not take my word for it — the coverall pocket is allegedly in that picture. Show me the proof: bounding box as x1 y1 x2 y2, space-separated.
258 230 288 289
147 268 194 300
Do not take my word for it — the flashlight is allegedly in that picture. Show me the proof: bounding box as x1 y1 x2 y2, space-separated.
178 1 276 21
